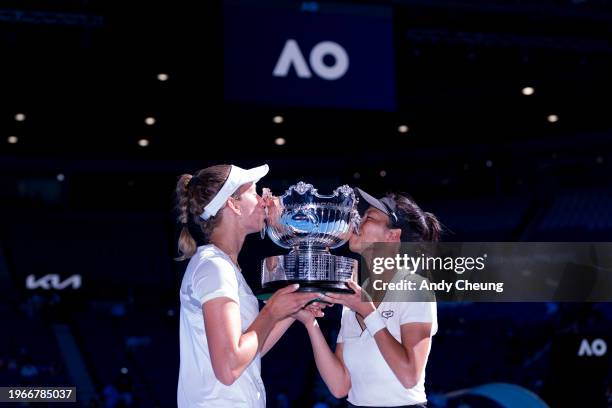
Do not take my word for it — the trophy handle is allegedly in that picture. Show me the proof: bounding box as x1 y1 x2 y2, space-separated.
261 187 281 240
260 194 269 239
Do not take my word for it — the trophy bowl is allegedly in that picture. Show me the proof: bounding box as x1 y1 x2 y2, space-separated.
257 182 360 299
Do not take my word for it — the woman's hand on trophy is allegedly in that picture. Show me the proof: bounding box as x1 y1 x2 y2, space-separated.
264 284 321 322
319 280 376 319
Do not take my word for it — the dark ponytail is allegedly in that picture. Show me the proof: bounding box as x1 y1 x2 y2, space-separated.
423 211 441 242
388 193 442 243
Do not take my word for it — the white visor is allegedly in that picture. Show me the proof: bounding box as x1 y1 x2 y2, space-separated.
200 164 269 220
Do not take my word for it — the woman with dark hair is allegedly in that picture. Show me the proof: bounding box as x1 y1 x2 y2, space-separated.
296 188 441 408
175 163 322 407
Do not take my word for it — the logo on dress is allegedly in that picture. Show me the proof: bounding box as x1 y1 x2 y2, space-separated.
381 310 394 319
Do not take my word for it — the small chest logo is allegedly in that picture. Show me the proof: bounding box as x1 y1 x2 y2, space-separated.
381 310 394 319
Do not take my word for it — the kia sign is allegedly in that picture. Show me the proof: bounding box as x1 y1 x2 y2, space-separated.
224 3 396 111
26 274 82 290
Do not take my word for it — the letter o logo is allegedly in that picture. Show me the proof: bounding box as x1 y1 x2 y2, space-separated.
309 41 349 80
591 339 607 356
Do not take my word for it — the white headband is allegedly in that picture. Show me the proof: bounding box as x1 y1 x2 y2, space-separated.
200 164 269 220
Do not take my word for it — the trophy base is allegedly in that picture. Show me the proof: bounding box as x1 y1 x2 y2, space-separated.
256 280 354 301
259 251 358 301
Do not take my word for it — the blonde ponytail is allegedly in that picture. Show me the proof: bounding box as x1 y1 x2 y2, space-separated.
175 174 197 261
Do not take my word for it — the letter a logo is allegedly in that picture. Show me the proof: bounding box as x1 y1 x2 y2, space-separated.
273 39 312 79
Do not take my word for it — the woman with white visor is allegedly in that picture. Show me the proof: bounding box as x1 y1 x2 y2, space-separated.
175 163 322 407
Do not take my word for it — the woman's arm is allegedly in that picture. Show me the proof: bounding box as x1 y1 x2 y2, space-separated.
203 298 276 385
371 322 432 388
203 285 320 385
260 316 295 357
299 313 351 398
261 300 329 357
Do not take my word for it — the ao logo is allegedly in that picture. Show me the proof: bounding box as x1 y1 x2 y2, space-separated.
273 39 349 80
26 274 82 290
577 338 607 357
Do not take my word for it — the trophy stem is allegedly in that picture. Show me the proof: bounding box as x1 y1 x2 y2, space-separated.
292 244 329 254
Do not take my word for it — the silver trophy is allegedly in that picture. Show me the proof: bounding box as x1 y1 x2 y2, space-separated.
257 182 361 299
